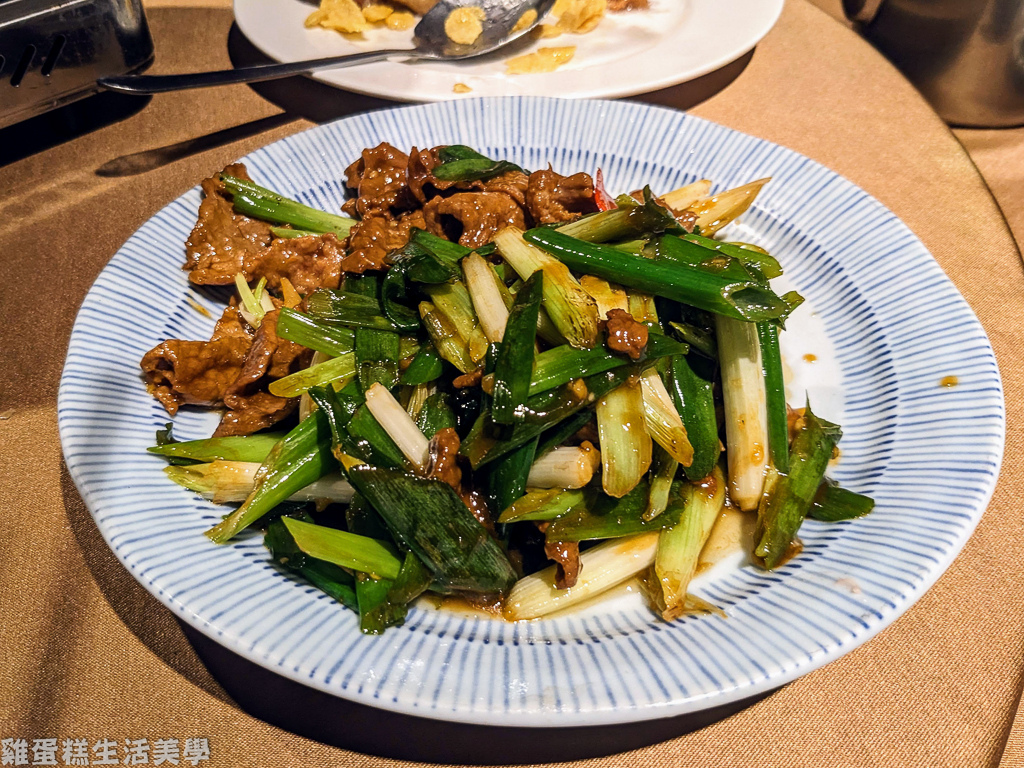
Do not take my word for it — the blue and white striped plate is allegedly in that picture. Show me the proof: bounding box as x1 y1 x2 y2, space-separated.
59 97 1003 727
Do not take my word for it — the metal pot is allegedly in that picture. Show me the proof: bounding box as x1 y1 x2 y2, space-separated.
0 0 153 129
844 0 1024 126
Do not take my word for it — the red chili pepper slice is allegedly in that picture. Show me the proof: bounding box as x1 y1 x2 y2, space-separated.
593 168 616 212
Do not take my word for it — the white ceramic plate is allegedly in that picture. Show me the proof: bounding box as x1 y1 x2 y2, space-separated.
59 97 1003 727
232 0 784 101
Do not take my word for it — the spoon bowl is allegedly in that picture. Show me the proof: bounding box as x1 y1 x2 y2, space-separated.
416 0 556 58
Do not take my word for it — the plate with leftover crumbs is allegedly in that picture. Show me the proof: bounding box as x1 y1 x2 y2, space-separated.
233 0 784 101
59 97 1002 726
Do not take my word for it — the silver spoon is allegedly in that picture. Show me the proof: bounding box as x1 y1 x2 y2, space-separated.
99 0 556 95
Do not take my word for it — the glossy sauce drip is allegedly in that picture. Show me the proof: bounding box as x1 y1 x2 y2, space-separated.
417 579 649 622
419 593 504 619
802 353 817 363
940 375 959 388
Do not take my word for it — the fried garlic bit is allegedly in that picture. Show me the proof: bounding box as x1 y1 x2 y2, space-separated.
505 46 575 74
445 6 486 45
361 3 394 22
539 0 606 37
305 0 369 33
511 8 538 33
386 10 415 28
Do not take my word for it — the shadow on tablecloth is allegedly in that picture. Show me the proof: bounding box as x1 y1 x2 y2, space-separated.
182 619 773 764
59 461 239 709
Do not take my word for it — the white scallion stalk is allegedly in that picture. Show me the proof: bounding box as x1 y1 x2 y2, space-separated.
688 178 769 236
644 445 678 521
577 275 651 497
299 393 314 422
268 353 355 398
627 292 658 326
596 378 652 498
684 593 725 618
463 252 510 343
299 351 329 421
165 462 354 504
536 307 568 346
660 179 712 213
405 382 434 422
494 226 600 349
234 273 264 327
424 280 490 363
255 278 275 315
364 382 430 472
419 301 475 373
526 444 600 489
580 275 627 317
715 315 769 511
640 368 694 466
504 533 660 620
654 466 726 621
495 264 564 345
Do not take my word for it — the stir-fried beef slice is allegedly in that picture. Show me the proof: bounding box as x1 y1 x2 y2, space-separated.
344 209 426 273
249 233 344 295
423 192 527 248
481 170 530 209
426 427 464 489
526 169 599 224
216 392 297 437
210 303 254 342
536 521 582 589
545 540 582 589
406 146 468 204
342 142 413 218
215 309 311 436
604 308 649 360
229 309 310 389
184 164 274 285
140 307 253 415
461 489 495 534
425 428 496 533
407 148 530 208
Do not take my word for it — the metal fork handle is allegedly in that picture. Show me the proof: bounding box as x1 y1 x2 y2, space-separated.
97 48 419 95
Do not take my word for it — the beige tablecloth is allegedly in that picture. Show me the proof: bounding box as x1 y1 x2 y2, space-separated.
3 1 1024 766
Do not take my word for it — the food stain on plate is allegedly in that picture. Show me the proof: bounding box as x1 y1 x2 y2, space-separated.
835 576 862 594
